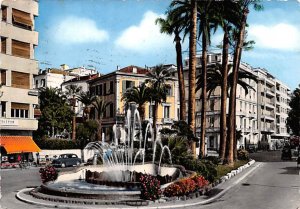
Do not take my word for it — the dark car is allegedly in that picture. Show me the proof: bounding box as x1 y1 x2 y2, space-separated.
281 146 292 160
52 154 81 168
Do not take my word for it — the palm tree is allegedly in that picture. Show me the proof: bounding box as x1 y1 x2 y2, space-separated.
227 0 263 165
77 91 95 121
146 65 174 140
65 84 82 142
122 82 150 121
156 13 186 121
92 96 111 142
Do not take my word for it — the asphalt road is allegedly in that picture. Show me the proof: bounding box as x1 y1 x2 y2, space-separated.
187 151 300 209
0 151 299 209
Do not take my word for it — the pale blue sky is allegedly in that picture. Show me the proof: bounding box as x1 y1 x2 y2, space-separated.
35 0 300 90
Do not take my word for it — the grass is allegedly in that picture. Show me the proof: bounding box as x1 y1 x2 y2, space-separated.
216 160 248 180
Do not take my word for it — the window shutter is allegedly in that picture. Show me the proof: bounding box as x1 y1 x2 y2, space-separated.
12 40 30 58
11 103 29 110
122 80 126 94
12 9 33 27
1 38 6 54
11 71 30 89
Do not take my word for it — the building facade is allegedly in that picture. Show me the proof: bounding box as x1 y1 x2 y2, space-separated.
0 0 39 136
88 65 179 142
183 53 290 154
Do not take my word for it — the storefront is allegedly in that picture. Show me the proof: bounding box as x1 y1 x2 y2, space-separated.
0 136 41 163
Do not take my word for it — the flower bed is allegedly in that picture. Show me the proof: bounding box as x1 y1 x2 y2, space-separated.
39 165 58 183
140 174 162 201
163 174 209 198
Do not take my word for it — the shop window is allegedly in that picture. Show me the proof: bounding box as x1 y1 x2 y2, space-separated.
12 8 33 30
12 40 30 58
11 71 30 89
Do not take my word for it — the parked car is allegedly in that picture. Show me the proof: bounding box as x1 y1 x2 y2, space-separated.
281 146 292 160
247 144 257 153
52 154 81 168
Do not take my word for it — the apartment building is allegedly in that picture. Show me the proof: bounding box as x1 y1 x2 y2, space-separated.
0 0 41 158
88 65 179 141
183 53 291 154
255 68 291 149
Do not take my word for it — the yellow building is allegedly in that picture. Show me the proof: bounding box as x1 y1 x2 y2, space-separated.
88 65 179 141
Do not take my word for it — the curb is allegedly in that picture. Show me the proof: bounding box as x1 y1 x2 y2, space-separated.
16 160 261 209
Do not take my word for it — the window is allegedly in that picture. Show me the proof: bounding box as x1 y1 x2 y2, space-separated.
209 116 215 127
102 83 106 95
1 6 7 22
99 84 103 96
209 136 214 148
12 40 30 58
109 81 114 94
0 101 6 117
109 103 114 117
1 37 7 54
12 71 30 89
122 80 134 93
12 9 33 30
209 99 214 111
41 79 45 87
11 103 29 118
1 70 6 85
164 105 170 119
240 101 243 110
35 79 38 88
165 85 172 96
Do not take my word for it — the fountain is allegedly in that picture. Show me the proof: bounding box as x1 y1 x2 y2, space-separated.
29 103 190 204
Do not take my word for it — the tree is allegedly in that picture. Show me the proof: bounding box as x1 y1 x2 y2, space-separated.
65 84 82 142
92 96 111 142
77 91 95 121
76 120 98 162
38 87 73 138
122 82 150 121
146 65 174 140
156 13 186 121
287 85 300 136
227 0 263 165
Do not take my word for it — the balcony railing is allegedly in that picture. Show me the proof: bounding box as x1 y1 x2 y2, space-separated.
162 118 173 124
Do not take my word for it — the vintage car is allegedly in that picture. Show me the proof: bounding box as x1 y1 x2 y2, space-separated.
52 154 81 168
281 146 292 161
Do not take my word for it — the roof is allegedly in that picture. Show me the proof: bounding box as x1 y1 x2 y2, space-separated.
0 136 41 154
62 74 100 85
118 65 148 74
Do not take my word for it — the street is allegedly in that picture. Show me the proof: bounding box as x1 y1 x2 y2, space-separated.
0 151 299 209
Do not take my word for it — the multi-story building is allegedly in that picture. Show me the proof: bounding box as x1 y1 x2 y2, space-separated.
183 53 289 154
0 0 41 159
88 65 179 141
255 68 291 149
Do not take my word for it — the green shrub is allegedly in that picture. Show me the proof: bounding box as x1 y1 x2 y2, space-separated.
35 138 79 149
237 149 249 161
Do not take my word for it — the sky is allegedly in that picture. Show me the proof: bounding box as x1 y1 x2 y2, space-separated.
35 0 300 90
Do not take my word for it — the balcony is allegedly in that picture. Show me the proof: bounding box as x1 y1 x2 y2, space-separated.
262 115 275 121
206 127 220 133
261 127 275 133
264 89 275 97
264 102 275 109
162 118 173 124
237 109 246 118
243 128 251 133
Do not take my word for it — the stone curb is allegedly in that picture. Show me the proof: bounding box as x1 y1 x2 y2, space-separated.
16 160 259 209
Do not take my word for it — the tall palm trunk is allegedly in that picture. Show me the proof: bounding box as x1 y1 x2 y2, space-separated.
188 0 197 159
137 105 145 121
219 26 229 162
227 8 248 166
200 21 208 159
174 32 186 121
153 101 159 139
72 96 76 142
97 119 102 142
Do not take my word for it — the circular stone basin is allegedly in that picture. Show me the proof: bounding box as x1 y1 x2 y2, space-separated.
36 163 187 200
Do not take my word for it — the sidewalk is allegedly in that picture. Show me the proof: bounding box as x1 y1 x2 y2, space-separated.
16 161 262 209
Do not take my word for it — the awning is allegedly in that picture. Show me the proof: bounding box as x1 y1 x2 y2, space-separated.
12 9 33 27
0 136 41 154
